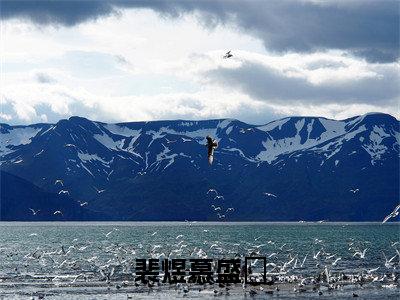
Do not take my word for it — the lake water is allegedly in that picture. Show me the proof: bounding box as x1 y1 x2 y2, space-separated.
0 222 399 299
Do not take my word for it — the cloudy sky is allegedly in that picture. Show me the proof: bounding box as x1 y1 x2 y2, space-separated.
2 0 399 125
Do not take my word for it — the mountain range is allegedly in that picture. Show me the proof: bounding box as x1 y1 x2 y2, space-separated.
1 113 399 221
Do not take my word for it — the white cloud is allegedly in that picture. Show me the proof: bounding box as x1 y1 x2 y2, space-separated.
2 9 398 125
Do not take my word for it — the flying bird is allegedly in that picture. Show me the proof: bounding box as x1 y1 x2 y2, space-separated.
264 192 277 198
332 257 341 266
54 179 64 186
207 188 218 196
382 204 400 224
223 50 233 59
211 205 221 211
53 210 63 216
105 228 118 237
58 190 69 195
78 201 88 207
206 136 218 165
349 188 359 194
353 248 368 259
367 267 380 274
29 208 40 215
93 186 106 194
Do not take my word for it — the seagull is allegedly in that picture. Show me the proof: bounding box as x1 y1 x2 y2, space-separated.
211 205 221 211
332 257 341 266
99 267 115 283
71 273 86 284
29 208 40 215
223 50 233 59
214 195 224 201
54 179 64 186
382 204 400 224
353 248 368 259
349 188 359 194
58 190 69 195
53 210 63 216
207 189 218 196
226 207 235 212
93 186 106 194
264 192 277 198
151 231 158 236
382 251 397 268
300 254 308 267
206 136 218 165
313 250 321 260
78 201 88 207
367 267 380 274
105 228 118 237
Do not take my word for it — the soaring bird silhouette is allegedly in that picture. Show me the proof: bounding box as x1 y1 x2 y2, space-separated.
29 208 40 215
206 136 218 165
223 50 233 59
382 204 400 223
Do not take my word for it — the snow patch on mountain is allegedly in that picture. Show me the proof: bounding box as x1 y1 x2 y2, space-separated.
0 127 41 155
318 118 347 139
147 130 167 147
149 127 218 143
94 133 115 149
225 126 234 135
255 117 358 163
79 163 94 177
77 152 111 165
217 119 233 129
223 147 257 162
156 144 178 170
257 118 290 132
362 125 391 164
295 119 305 133
104 124 142 139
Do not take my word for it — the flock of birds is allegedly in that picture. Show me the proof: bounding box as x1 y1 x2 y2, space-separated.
28 179 102 218
207 189 235 220
27 178 399 225
2 225 399 299
204 184 400 224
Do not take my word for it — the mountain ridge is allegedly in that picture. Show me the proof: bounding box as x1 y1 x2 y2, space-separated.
1 112 398 221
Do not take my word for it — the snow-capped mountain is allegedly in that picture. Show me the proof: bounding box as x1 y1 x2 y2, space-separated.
1 113 399 221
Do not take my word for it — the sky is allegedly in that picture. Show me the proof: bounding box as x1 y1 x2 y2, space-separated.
1 0 399 125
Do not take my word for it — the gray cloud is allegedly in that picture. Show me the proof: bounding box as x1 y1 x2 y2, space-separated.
35 72 57 84
204 61 400 106
1 0 398 63
0 0 115 26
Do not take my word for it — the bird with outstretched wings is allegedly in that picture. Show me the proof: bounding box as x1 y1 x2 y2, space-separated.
223 50 233 59
206 135 218 165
